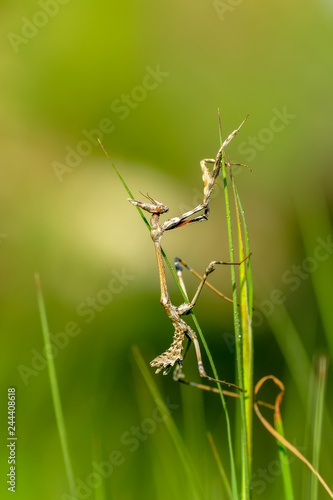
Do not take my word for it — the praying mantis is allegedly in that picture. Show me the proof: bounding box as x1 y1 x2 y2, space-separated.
129 117 249 393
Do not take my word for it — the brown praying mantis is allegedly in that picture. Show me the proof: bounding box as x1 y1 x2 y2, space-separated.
129 117 249 393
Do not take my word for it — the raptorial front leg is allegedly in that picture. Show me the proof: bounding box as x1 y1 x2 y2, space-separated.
162 203 209 232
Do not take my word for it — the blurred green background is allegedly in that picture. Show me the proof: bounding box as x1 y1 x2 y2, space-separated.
1 0 333 499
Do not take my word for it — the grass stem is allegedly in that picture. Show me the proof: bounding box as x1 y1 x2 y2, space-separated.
35 273 76 499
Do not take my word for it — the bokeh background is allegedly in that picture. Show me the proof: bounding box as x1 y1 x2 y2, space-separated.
1 1 333 499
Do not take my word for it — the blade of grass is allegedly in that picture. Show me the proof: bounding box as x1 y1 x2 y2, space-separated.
180 382 206 467
274 404 295 500
207 431 233 500
98 139 150 231
310 354 328 500
35 273 76 499
232 176 253 477
217 115 251 497
221 156 249 499
132 345 203 500
190 311 239 500
233 182 253 313
91 438 107 500
133 355 192 499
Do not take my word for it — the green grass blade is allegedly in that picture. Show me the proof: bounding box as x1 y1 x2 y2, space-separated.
310 354 328 500
232 179 253 472
90 437 107 500
35 273 76 499
98 139 150 230
190 312 239 500
132 345 203 500
233 183 253 312
274 405 295 500
207 431 233 500
221 158 249 500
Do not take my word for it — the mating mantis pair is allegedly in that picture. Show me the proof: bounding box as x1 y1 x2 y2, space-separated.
130 118 249 394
